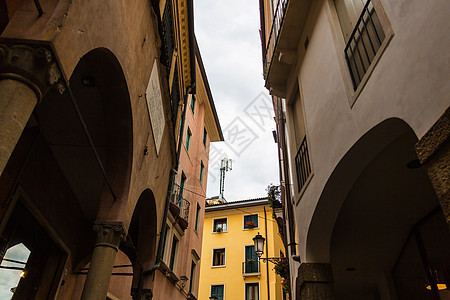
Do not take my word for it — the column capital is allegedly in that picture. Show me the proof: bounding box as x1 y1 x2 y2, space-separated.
93 221 126 252
297 263 335 300
0 40 65 102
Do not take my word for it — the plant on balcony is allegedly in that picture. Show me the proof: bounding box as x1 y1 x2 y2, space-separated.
273 258 289 279
215 226 223 232
281 278 289 294
274 258 290 294
266 184 281 209
245 221 256 229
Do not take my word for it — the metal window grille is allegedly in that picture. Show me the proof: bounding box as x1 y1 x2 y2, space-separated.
295 136 311 192
344 0 386 90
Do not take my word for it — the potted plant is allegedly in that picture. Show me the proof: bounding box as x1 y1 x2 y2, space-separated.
245 221 256 229
215 226 223 232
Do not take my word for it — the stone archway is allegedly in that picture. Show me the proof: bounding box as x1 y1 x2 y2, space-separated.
124 189 158 298
305 118 450 299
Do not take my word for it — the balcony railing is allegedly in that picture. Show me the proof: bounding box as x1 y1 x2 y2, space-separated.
295 136 311 192
344 0 385 90
169 184 190 226
242 260 260 276
263 0 288 79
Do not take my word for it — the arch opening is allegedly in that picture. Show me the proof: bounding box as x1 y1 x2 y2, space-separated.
306 118 450 299
35 47 133 221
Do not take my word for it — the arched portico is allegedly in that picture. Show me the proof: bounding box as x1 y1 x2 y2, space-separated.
304 118 450 299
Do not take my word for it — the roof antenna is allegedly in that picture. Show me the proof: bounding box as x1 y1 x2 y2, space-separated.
219 158 232 203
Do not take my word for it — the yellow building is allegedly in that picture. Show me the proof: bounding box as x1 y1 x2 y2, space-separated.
198 197 286 300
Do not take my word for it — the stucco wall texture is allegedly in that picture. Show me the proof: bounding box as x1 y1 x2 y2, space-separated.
279 0 449 262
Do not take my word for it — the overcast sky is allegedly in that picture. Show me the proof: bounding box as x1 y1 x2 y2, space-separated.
195 0 279 201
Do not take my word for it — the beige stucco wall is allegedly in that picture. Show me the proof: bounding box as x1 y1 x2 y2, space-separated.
282 0 449 262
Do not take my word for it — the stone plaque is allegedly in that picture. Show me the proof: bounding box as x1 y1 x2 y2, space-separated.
145 60 166 156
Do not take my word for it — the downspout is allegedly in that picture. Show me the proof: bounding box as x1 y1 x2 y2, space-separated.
275 125 289 254
264 206 270 300
135 85 193 299
277 98 296 255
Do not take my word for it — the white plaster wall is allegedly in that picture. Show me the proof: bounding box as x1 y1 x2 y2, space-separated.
288 0 450 261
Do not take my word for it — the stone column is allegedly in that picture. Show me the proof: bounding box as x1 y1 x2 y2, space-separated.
416 107 450 225
0 43 64 176
81 221 126 300
296 263 335 300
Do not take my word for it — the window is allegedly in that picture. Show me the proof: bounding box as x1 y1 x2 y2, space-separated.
290 89 311 193
189 260 197 294
180 172 186 198
161 225 169 260
211 284 224 300
244 245 259 274
169 235 179 271
244 214 258 229
194 203 201 232
245 283 259 300
212 248 226 267
199 161 204 183
190 95 196 114
334 0 386 89
213 218 227 232
203 127 207 147
186 128 192 151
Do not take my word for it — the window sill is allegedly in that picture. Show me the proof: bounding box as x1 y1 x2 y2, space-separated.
211 265 226 268
243 227 259 231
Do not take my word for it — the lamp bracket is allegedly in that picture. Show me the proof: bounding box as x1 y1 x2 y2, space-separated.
261 257 283 264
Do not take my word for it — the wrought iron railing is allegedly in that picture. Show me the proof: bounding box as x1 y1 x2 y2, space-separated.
242 261 260 276
170 184 190 223
295 136 311 192
161 0 175 72
344 0 385 90
263 0 288 79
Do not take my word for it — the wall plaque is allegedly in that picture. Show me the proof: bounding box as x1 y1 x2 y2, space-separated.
145 60 166 156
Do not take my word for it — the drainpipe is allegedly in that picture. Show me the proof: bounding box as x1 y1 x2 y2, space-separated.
135 85 194 299
277 98 296 255
264 206 270 300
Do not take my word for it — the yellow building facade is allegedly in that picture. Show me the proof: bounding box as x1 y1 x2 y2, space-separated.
198 197 286 300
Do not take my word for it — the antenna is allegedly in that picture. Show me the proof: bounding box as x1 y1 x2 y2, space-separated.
219 158 232 202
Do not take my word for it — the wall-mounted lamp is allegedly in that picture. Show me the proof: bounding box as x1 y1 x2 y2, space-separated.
253 232 265 258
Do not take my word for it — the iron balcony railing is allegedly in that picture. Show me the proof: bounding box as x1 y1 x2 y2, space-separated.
170 184 190 223
295 136 311 192
263 0 288 79
242 260 260 276
344 0 386 90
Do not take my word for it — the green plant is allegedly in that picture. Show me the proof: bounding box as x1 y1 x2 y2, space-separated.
266 184 281 208
281 278 289 294
273 258 289 279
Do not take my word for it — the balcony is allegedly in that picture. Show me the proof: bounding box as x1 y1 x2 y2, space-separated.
169 184 190 231
263 0 312 97
242 260 261 277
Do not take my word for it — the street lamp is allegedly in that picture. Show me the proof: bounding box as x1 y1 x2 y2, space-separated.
209 294 218 300
253 232 265 257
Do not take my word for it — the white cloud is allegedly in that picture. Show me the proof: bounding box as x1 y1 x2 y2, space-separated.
195 0 279 201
